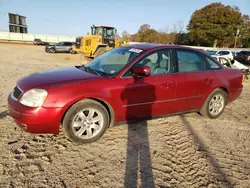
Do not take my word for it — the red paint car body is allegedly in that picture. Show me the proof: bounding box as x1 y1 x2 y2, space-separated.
8 44 243 136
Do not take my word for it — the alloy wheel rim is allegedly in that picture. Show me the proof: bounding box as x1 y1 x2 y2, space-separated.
72 108 104 139
209 94 224 116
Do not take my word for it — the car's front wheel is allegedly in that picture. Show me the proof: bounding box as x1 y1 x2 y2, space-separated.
48 48 56 53
62 99 109 144
69 49 74 54
200 89 227 119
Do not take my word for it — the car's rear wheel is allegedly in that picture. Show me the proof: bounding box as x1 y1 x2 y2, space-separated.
200 89 227 119
62 99 109 144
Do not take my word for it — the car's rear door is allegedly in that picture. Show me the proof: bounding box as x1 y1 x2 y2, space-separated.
119 48 177 121
172 49 216 112
63 42 72 52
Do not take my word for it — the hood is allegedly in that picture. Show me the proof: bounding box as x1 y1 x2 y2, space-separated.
17 66 102 91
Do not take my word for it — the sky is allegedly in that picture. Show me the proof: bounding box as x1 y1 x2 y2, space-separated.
0 0 249 37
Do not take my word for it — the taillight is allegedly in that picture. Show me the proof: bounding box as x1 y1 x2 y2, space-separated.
96 38 101 42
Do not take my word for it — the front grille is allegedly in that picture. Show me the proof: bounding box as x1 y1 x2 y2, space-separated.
103 38 115 48
12 86 22 99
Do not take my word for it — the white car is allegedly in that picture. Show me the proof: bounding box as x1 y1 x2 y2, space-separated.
211 56 249 80
206 50 234 61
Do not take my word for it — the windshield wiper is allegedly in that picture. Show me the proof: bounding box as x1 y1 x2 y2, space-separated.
81 65 113 77
81 65 101 76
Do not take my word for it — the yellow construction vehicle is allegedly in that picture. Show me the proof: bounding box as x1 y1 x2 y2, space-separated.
72 25 129 58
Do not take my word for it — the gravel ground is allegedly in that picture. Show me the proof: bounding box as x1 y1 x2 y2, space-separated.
0 44 250 188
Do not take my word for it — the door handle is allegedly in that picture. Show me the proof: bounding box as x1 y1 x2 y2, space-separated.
160 83 173 89
204 78 213 84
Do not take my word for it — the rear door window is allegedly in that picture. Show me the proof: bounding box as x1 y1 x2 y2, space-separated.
64 42 72 46
205 56 221 70
177 50 205 73
217 51 222 55
221 51 230 55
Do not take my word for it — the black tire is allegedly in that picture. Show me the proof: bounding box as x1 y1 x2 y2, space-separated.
49 48 56 53
62 99 109 144
69 49 74 54
94 48 106 58
200 89 228 119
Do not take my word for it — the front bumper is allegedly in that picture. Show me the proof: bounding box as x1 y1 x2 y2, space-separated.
8 94 63 134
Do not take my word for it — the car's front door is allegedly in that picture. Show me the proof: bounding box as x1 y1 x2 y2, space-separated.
119 49 177 122
172 49 216 112
55 42 64 52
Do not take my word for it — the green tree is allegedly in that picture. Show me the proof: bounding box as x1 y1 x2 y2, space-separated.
187 3 244 47
128 23 192 45
240 15 250 47
137 24 158 43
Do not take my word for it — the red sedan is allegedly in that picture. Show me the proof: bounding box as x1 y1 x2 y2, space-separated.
8 44 243 143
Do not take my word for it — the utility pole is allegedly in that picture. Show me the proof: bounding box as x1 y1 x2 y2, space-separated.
234 26 240 48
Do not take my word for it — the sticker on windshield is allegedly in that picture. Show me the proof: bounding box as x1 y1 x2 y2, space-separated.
128 48 143 53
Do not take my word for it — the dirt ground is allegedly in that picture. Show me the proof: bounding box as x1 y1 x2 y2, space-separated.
0 44 250 188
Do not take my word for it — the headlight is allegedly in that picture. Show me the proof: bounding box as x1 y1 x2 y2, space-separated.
19 89 48 107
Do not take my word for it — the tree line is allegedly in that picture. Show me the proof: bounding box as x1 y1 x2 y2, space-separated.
120 3 250 48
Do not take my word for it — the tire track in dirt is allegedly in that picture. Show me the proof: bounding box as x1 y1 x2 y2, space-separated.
147 119 222 188
178 115 250 188
1 113 250 187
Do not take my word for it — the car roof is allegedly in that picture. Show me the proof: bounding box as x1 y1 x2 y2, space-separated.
124 43 205 53
93 25 115 29
125 43 171 50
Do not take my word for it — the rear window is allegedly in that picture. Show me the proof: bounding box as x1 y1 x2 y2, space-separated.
221 51 230 55
242 51 250 55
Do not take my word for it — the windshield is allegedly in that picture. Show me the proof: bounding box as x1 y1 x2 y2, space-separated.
91 27 116 38
83 47 144 77
206 50 217 55
103 28 115 38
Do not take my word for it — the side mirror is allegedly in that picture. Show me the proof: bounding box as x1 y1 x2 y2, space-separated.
133 66 150 77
